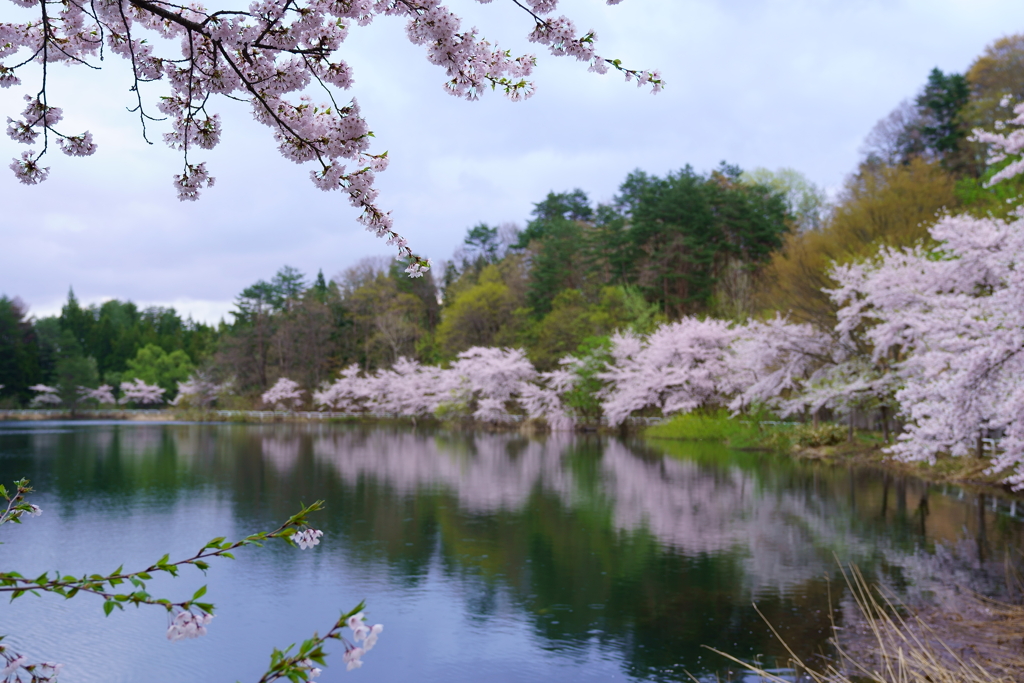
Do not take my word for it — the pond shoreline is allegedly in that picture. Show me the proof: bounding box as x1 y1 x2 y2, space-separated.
791 440 1023 496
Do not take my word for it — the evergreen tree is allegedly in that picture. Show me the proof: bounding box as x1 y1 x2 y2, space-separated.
0 297 41 406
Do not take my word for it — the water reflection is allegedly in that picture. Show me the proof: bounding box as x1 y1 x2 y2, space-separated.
0 422 1020 683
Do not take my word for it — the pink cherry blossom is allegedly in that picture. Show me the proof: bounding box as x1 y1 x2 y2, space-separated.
119 378 165 405
0 0 659 272
261 377 305 409
166 609 214 641
28 384 61 406
80 384 117 405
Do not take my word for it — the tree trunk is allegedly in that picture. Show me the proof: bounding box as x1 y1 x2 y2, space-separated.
847 409 855 443
880 405 890 443
977 429 985 459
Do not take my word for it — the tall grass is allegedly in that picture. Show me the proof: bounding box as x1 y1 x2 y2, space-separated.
646 409 780 449
706 564 1024 683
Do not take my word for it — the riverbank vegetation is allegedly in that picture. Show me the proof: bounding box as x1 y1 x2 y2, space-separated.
5 35 1024 489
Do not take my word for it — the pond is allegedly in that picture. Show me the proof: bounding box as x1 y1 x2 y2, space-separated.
0 421 1021 683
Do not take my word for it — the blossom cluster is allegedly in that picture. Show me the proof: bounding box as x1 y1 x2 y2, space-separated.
342 612 383 671
27 384 61 406
293 528 323 549
171 374 227 408
118 379 165 405
1 0 659 271
302 317 848 432
166 610 214 641
0 651 63 682
261 377 305 410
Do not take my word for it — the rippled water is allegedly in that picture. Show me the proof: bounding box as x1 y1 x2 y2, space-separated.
0 421 1020 683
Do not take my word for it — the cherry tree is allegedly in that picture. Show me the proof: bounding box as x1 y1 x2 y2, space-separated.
368 357 445 417
727 315 847 417
262 376 304 409
119 378 165 404
27 383 61 406
598 317 737 426
829 211 1024 484
171 372 225 407
518 360 577 430
313 347 546 423
313 364 372 412
80 383 116 405
971 97 1024 185
441 346 536 421
1 0 661 272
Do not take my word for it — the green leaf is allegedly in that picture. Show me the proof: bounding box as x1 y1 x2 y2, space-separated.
192 585 207 600
103 600 115 616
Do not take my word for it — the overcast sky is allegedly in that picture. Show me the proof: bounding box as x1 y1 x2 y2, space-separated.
3 0 1024 323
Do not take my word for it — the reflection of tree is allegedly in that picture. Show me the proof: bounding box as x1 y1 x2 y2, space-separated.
305 431 871 594
8 424 1024 682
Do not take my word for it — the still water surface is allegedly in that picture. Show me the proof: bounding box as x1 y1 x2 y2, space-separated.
0 421 1021 683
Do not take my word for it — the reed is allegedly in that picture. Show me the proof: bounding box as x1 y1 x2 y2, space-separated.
703 563 1024 683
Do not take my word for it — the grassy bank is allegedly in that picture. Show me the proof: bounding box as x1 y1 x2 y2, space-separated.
644 409 779 449
645 410 1022 492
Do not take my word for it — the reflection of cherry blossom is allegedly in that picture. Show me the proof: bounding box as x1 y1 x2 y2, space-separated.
308 430 879 593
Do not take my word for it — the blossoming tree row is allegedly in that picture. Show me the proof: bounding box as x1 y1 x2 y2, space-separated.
28 378 166 407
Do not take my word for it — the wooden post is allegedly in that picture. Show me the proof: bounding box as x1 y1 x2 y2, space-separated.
976 429 985 459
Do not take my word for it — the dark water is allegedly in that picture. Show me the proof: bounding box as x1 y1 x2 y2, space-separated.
0 421 1020 683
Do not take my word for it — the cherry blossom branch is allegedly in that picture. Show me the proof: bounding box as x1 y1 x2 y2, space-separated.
2 0 660 274
0 499 326 614
0 479 42 525
256 606 382 681
0 484 380 679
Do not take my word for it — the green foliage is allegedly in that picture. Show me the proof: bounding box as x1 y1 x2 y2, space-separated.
740 167 828 232
917 68 971 163
26 288 219 392
123 344 195 396
0 297 41 406
790 423 847 448
620 164 791 317
436 264 524 357
955 158 1024 217
646 409 790 450
52 329 99 409
559 336 611 423
530 290 592 370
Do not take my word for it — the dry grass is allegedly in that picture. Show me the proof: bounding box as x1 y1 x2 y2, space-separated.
702 564 1024 683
